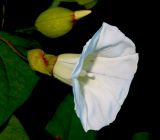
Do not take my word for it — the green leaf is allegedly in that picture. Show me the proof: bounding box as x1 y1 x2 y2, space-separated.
0 116 29 140
0 32 42 57
51 0 98 9
46 94 96 140
83 0 98 9
75 0 95 5
132 132 151 140
0 32 39 126
51 0 77 8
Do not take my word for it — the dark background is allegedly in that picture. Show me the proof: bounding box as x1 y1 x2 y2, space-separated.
0 0 157 139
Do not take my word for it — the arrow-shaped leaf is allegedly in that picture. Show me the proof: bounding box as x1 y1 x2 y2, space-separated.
46 94 96 140
0 116 29 140
0 32 39 126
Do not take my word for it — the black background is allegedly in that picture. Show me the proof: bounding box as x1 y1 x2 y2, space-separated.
0 0 157 139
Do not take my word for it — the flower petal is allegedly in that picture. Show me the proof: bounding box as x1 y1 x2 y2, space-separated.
72 22 139 131
53 53 80 85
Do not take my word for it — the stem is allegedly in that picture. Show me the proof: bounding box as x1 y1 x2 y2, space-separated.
0 35 28 61
1 4 5 30
15 26 36 34
50 0 75 8
51 0 61 7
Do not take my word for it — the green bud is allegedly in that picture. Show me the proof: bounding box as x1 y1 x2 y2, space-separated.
35 7 91 38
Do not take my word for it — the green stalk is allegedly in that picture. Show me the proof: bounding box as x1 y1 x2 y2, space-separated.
51 0 75 8
51 0 61 7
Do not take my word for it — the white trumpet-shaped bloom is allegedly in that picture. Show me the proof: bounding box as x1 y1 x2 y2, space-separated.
53 22 139 132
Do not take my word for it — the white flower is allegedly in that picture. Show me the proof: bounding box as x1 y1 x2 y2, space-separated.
53 22 139 132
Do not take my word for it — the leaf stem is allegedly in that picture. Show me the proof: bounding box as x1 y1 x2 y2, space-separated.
15 26 36 34
0 35 28 61
51 0 61 7
50 0 75 8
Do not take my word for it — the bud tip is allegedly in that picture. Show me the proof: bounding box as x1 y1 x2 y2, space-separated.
74 10 92 20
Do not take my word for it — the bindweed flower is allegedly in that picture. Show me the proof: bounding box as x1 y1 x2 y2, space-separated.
27 22 138 132
53 22 139 131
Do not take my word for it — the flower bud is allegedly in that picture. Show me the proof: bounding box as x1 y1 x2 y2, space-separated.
27 49 57 76
35 7 91 38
